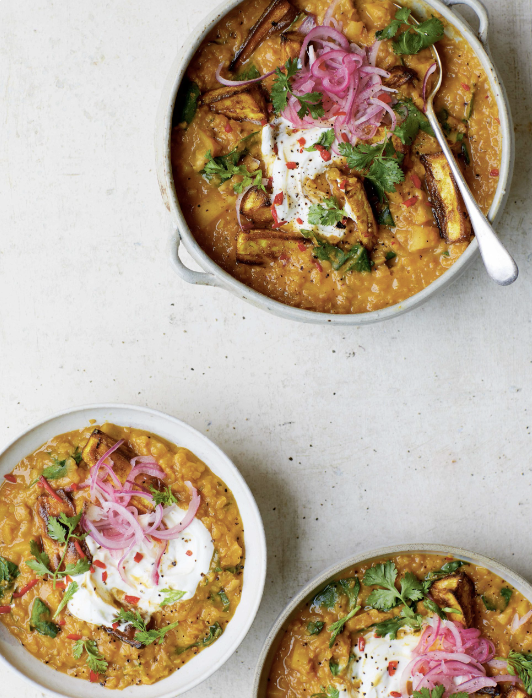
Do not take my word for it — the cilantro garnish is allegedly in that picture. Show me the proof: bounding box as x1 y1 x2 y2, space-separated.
201 148 265 194
0 555 19 599
114 608 179 646
329 659 340 676
376 8 444 55
26 512 90 587
422 559 467 592
364 561 425 636
53 581 78 618
72 447 83 465
301 230 372 274
328 605 361 647
308 197 348 227
507 651 532 693
501 587 513 610
311 686 340 698
73 638 108 674
175 79 200 126
42 457 68 480
150 485 177 506
234 64 260 81
307 620 324 635
481 595 497 611
306 129 335 152
413 688 468 698
338 139 404 202
393 98 434 144
271 58 324 118
159 588 186 607
385 250 397 260
30 598 60 638
175 621 223 655
217 589 230 611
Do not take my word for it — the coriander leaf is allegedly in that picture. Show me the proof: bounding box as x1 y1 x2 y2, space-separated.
114 608 145 631
234 64 260 81
329 659 340 676
393 98 434 144
364 560 398 593
366 587 400 611
423 597 446 620
307 620 325 635
42 456 69 481
308 197 347 227
393 16 444 55
72 447 83 465
401 572 425 603
135 621 179 646
176 622 223 655
0 555 19 599
175 79 200 126
508 651 532 693
393 30 424 55
339 577 360 610
296 91 325 119
30 598 60 638
53 581 78 618
376 7 411 40
201 149 265 194
366 156 404 201
306 129 335 152
311 686 340 698
501 588 513 610
64 558 91 576
385 250 397 260
217 589 230 612
413 687 445 698
59 511 83 534
374 609 424 639
339 141 383 170
26 540 52 577
379 207 396 227
160 588 186 607
481 595 498 612
47 516 67 544
150 486 178 507
460 140 470 166
312 582 339 610
423 560 467 591
271 58 299 114
339 140 404 202
328 605 361 647
73 638 108 674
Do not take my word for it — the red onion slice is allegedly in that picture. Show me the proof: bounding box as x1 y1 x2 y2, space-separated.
216 62 276 87
422 62 438 111
150 482 200 540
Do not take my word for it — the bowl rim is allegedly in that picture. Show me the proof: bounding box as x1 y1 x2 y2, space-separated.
155 0 515 326
0 403 267 698
252 542 532 696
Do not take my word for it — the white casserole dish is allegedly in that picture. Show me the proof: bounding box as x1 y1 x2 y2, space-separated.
155 0 514 326
0 403 267 698
252 543 532 696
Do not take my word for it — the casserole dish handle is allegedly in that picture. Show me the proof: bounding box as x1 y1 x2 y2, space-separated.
169 230 221 287
442 0 489 45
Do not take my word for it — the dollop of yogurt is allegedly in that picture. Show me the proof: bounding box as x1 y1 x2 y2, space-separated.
68 504 214 628
261 118 347 239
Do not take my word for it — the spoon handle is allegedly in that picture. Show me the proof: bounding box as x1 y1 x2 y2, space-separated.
424 103 518 286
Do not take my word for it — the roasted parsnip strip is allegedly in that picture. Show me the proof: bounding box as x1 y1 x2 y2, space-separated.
201 84 267 123
36 490 91 571
236 230 308 264
240 186 273 225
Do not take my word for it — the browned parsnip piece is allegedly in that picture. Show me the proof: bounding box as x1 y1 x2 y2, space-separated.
421 152 472 243
240 186 273 225
236 230 308 264
230 0 298 71
431 571 475 627
383 65 417 89
200 84 267 123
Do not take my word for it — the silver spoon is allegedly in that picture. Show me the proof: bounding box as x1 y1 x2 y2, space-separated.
405 14 518 285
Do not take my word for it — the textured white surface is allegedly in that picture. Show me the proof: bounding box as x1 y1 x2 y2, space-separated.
0 0 531 696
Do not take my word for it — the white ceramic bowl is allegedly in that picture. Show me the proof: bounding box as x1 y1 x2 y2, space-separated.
0 404 267 698
252 543 532 696
155 0 514 326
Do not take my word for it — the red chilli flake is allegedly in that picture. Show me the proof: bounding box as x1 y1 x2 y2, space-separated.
273 192 284 205
296 217 304 225
112 622 119 630
55 580 66 590
314 261 323 272
273 145 278 156
3 474 16 483
380 93 392 104
93 560 106 569
297 137 306 146
461 83 471 91
39 476 63 502
358 636 366 651
0 606 11 613
57 619 66 626
13 579 39 598
388 661 399 676
67 633 83 640
90 566 95 574
315 145 331 161
90 671 99 683
339 179 346 190
224 122 232 133
260 119 268 126
341 133 349 142
286 161 298 169
297 243 306 252
403 196 418 208
391 692 402 697
102 571 108 583
74 540 86 559
186 550 193 557
70 483 78 491
125 595 140 605
411 173 422 189
134 552 144 563
336 111 346 116
490 168 499 177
